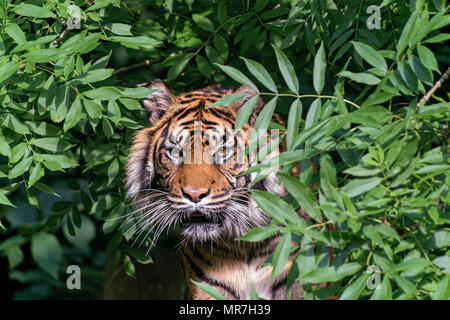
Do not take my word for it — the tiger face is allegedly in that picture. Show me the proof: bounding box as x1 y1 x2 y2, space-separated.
125 80 285 244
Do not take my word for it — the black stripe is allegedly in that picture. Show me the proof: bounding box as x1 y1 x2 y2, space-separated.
179 119 196 126
196 99 205 111
185 93 223 98
251 180 266 191
186 244 213 267
211 192 228 199
141 133 153 189
200 118 219 126
208 108 233 119
181 250 239 299
180 98 200 104
171 105 198 120
153 125 169 162
272 276 287 292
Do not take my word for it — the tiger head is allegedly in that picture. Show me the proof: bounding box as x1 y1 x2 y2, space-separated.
125 80 285 244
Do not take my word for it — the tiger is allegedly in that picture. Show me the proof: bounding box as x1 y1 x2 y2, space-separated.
124 80 303 300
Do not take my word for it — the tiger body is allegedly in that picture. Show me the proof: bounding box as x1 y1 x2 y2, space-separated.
125 80 302 300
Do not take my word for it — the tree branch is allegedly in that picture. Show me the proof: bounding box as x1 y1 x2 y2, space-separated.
418 66 450 107
112 60 151 76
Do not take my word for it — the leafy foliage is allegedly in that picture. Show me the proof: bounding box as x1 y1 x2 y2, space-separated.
0 0 449 299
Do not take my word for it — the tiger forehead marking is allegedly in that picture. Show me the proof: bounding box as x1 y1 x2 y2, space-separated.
124 80 301 300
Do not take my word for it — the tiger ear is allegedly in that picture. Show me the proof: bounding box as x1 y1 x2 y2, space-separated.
232 85 264 125
143 80 176 125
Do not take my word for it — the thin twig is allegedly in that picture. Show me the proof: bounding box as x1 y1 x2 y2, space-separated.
418 66 450 107
112 60 151 76
117 81 148 88
52 27 71 44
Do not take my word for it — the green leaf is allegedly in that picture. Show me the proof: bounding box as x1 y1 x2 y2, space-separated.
371 276 392 300
352 41 387 72
5 23 26 45
83 99 103 118
209 93 249 108
165 0 173 13
83 87 122 100
9 156 33 179
192 14 215 32
397 7 420 55
196 55 212 78
105 23 133 36
433 256 450 273
249 285 262 300
271 231 292 277
234 95 259 131
63 97 83 131
0 60 21 83
320 154 337 200
297 235 315 282
376 224 400 242
30 138 73 152
340 273 370 300
167 55 192 80
304 99 321 130
123 254 136 279
28 163 44 189
71 69 113 85
102 118 114 139
6 246 24 269
23 49 68 63
127 247 153 264
241 57 277 92
0 192 16 208
107 158 120 185
0 138 12 158
110 36 160 50
250 190 302 226
363 225 384 246
344 166 381 177
14 3 55 18
215 64 258 91
302 263 362 284
213 34 229 62
192 280 227 300
338 71 381 85
278 173 322 222
342 177 383 198
254 97 277 132
76 34 100 54
272 45 299 94
432 276 450 300
313 42 326 94
392 274 416 295
238 226 280 242
31 233 62 279
391 258 430 273
417 46 439 72
34 183 60 197
286 99 302 150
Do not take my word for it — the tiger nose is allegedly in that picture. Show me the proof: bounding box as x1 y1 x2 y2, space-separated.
181 188 211 203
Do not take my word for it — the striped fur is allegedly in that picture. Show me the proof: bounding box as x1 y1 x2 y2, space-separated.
125 80 302 300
